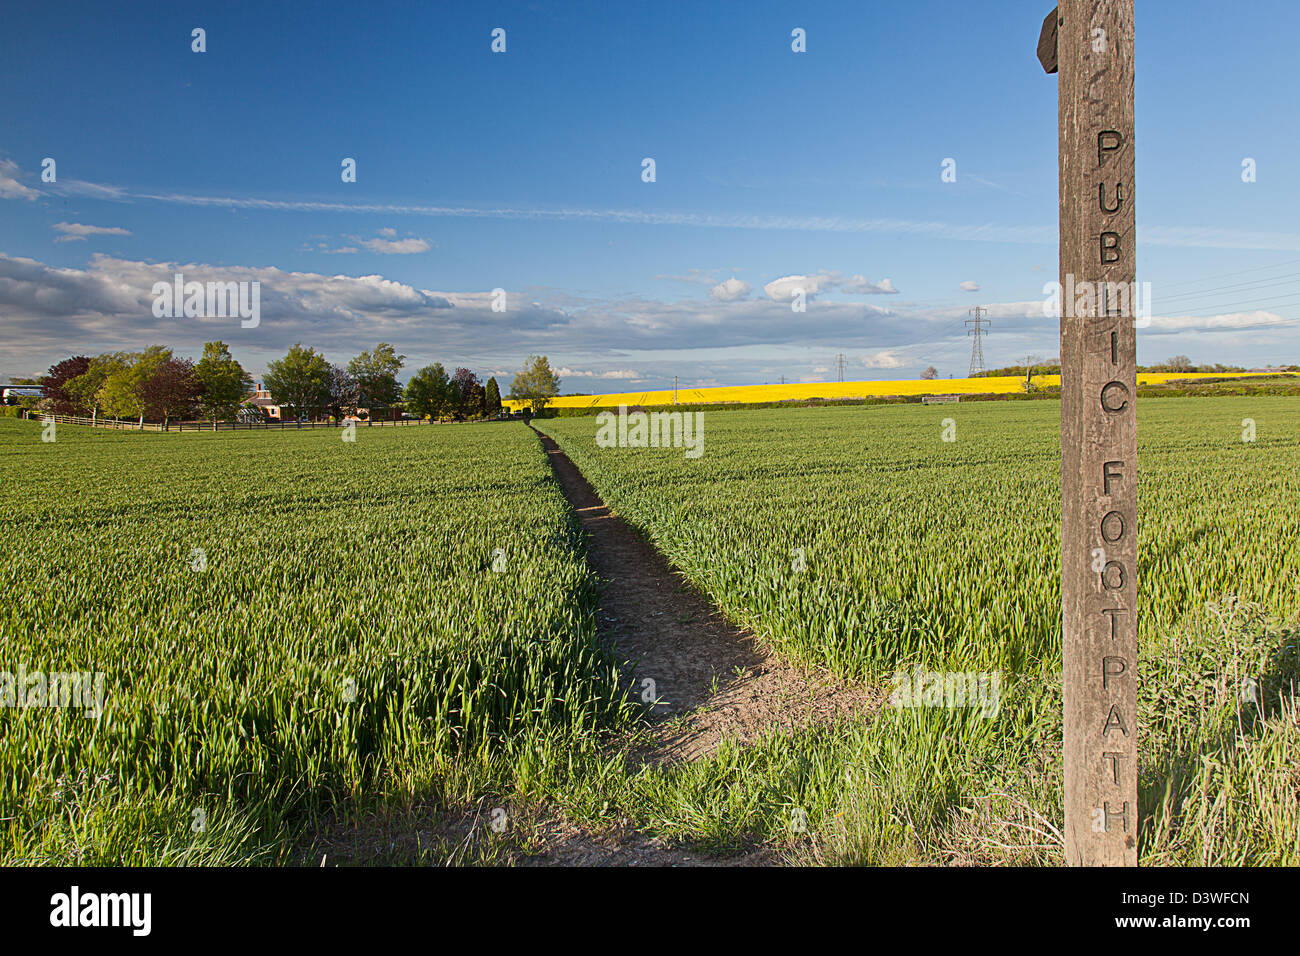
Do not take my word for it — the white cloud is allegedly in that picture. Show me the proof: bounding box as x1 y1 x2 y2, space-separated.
764 274 836 301
358 236 432 254
0 254 460 347
862 350 906 369
2 253 1293 387
0 159 38 200
1143 310 1292 332
52 222 132 243
709 277 751 301
765 272 898 300
960 280 981 292
327 230 433 254
842 275 899 294
556 367 640 380
654 268 716 287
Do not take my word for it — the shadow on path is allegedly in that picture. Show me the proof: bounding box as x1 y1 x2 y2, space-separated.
534 427 877 765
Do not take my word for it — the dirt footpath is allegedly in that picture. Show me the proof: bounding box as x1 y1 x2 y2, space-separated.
535 429 877 766
306 430 878 867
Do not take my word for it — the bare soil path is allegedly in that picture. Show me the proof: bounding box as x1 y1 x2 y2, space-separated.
305 428 877 867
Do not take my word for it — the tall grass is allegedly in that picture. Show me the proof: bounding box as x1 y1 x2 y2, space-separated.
541 398 1300 679
0 419 632 864
539 399 1300 864
5 395 1295 866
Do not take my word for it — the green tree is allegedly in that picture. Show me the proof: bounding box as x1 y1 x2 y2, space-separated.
194 341 254 426
347 342 406 419
140 358 200 427
323 365 359 421
94 347 172 425
96 365 142 422
404 363 450 420
67 352 131 420
508 355 560 415
264 343 329 421
135 345 172 384
41 356 92 415
484 376 502 415
450 368 484 420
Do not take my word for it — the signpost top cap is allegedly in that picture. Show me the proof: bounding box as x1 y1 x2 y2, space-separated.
1038 6 1060 74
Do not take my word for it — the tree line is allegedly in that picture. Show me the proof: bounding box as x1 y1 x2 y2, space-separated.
28 343 562 425
975 357 1292 378
39 343 252 426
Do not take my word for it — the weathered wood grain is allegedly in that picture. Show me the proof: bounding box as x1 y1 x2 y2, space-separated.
1057 0 1139 867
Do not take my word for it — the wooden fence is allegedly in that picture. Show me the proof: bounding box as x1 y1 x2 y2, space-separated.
28 412 431 433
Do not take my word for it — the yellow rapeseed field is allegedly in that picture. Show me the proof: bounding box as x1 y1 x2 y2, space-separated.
505 371 1272 410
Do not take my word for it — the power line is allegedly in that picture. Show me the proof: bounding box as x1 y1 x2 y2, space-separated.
1157 255 1300 288
1138 257 1300 319
1162 291 1300 317
1154 271 1300 304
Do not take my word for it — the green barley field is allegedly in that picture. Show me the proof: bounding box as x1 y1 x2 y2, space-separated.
2 397 1297 865
541 397 1300 678
0 419 630 864
541 397 1300 864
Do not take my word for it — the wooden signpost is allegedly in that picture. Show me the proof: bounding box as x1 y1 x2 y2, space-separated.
1041 1 1139 866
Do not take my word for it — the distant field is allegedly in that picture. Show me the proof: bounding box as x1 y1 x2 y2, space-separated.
538 397 1300 864
506 371 1282 411
541 397 1300 675
3 397 1296 866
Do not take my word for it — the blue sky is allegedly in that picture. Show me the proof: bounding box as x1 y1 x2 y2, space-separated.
2 0 1298 390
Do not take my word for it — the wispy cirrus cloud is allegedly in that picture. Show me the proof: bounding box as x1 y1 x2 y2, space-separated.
654 268 717 287
0 159 38 200
55 179 128 200
556 367 641 380
1141 225 1300 253
31 169 1051 244
1142 310 1294 333
316 228 434 255
52 221 132 242
358 236 431 254
15 161 1297 251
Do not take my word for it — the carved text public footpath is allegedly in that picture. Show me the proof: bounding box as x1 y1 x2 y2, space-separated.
1046 0 1139 867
